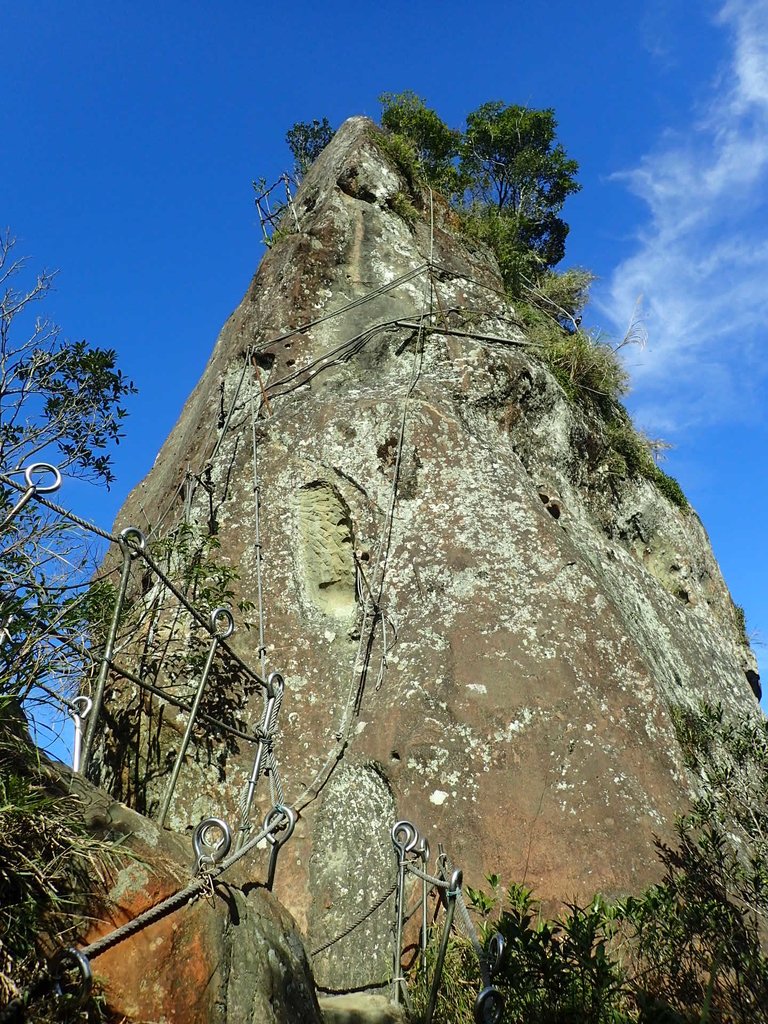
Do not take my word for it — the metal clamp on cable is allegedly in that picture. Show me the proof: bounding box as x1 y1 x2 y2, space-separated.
235 672 285 851
193 818 232 874
1 462 62 531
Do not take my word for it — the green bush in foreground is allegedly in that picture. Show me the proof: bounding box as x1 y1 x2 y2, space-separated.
410 703 768 1023
410 830 768 1024
0 701 111 1021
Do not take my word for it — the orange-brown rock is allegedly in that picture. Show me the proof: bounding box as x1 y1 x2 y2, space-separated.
75 779 321 1023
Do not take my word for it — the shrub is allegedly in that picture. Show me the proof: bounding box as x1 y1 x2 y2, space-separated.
379 91 461 196
285 118 334 178
0 702 114 1021
519 300 629 417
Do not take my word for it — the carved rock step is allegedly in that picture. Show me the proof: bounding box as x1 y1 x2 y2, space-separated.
319 993 411 1024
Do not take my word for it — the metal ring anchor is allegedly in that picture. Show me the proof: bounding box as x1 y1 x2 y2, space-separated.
474 986 504 1024
70 696 93 774
119 525 147 553
263 805 298 890
391 819 420 854
51 947 92 1007
1 462 62 531
210 606 235 638
263 804 297 845
24 462 63 494
193 817 232 872
487 932 505 977
391 819 420 1004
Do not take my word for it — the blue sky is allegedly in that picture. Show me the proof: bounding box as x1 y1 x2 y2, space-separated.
3 0 766 752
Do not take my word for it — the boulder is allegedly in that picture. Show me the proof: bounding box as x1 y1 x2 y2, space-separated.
74 776 321 1024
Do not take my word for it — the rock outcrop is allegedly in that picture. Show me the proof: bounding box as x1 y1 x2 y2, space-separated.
99 116 761 994
73 774 322 1024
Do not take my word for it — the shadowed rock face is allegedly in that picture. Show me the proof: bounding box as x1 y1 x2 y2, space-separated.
105 116 760 992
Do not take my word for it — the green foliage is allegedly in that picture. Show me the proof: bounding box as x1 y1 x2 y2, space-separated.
647 465 689 512
604 414 690 511
0 237 133 1016
0 702 113 1021
734 604 749 645
375 93 580 286
533 267 596 329
461 103 581 270
372 129 423 192
408 705 768 1023
462 206 546 294
518 296 629 418
622 820 768 1022
1 234 136 705
388 190 419 225
379 91 461 195
0 232 135 488
411 882 630 1024
285 117 334 178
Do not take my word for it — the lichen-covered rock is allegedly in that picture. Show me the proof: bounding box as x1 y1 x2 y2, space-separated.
319 993 410 1024
102 116 761 993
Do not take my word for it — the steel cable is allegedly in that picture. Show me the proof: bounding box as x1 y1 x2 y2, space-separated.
310 882 397 958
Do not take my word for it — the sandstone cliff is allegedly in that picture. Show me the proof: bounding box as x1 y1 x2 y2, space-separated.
98 116 760 993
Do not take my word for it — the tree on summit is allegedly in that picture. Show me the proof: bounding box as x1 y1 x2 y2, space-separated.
285 118 334 179
461 102 581 272
376 93 580 289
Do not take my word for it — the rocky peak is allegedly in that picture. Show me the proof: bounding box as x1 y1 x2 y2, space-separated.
103 115 760 993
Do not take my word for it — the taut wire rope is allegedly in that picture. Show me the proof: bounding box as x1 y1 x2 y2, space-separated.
293 190 436 813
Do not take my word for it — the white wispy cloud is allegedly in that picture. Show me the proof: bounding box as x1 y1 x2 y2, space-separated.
600 0 768 433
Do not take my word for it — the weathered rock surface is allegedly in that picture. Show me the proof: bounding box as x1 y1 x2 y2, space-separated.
73 775 321 1024
319 993 410 1024
101 116 761 993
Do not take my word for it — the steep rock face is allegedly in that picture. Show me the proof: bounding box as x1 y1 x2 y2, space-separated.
105 117 760 992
